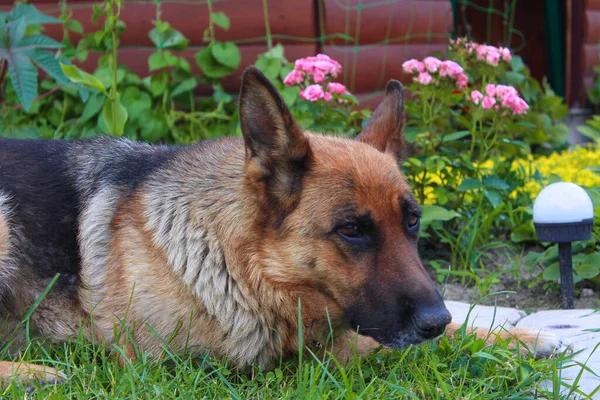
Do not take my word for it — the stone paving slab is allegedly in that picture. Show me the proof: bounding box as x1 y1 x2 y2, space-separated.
445 302 600 399
517 310 600 399
445 300 526 329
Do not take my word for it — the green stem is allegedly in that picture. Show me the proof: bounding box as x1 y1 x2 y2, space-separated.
262 0 272 49
207 0 215 44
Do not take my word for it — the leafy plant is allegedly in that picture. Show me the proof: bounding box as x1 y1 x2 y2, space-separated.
577 114 600 142
0 3 76 111
195 2 241 79
60 0 127 135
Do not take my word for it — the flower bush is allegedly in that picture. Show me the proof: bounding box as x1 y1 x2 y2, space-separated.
282 54 367 135
400 39 599 289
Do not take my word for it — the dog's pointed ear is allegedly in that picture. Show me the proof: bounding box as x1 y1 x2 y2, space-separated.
239 66 311 221
356 80 406 163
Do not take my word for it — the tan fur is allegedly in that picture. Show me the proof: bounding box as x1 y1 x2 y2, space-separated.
0 361 65 385
0 210 9 275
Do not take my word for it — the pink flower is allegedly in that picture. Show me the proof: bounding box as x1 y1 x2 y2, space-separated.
283 70 304 86
439 60 463 78
470 90 484 104
327 82 349 95
455 73 468 89
415 72 433 85
485 49 500 66
495 84 518 99
323 91 333 102
499 47 512 61
313 69 326 83
485 84 496 97
295 58 315 74
513 97 529 114
299 84 324 101
423 56 442 73
402 59 425 74
481 96 496 109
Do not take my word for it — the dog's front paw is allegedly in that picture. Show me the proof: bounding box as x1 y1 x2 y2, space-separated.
509 328 566 358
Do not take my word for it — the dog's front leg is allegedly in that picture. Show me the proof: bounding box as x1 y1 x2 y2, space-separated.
0 361 66 391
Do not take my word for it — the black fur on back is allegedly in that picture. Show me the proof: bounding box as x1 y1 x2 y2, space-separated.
0 136 180 291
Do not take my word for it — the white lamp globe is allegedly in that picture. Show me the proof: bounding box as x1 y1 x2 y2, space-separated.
533 182 594 243
533 182 594 224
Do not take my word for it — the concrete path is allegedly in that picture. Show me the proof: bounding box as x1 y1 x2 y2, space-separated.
445 301 600 399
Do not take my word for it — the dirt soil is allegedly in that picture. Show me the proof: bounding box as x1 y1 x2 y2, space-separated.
426 248 600 312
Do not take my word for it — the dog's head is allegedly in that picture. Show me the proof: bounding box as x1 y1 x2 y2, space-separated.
238 66 451 348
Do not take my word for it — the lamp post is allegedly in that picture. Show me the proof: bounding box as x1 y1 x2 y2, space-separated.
533 182 594 309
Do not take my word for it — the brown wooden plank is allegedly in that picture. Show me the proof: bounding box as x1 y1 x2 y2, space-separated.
583 42 600 75
586 0 600 10
323 0 452 45
584 10 600 42
323 43 447 94
583 75 595 93
1 0 315 46
76 44 317 94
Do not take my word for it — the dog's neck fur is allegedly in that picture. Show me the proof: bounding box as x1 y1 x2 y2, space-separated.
142 140 345 367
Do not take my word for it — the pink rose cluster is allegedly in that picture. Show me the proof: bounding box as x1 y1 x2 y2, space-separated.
284 54 342 85
284 54 351 102
469 84 529 115
298 82 350 102
451 37 512 67
402 57 469 89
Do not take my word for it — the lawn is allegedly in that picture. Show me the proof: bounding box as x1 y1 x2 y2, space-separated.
1 322 581 399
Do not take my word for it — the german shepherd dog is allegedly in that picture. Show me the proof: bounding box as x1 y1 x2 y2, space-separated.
0 67 559 385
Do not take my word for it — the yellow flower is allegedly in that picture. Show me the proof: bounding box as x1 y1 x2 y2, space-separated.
512 145 600 199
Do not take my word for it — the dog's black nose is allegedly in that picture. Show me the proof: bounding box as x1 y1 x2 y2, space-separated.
413 307 452 339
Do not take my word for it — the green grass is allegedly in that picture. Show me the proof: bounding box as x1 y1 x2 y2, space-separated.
1 326 586 399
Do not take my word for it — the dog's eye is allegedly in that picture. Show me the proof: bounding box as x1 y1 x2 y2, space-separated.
338 223 363 239
407 213 420 229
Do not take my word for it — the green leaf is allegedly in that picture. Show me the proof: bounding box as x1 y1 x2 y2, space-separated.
484 189 502 209
80 92 105 124
148 50 179 71
17 34 62 50
147 73 169 97
102 94 128 136
421 205 460 224
195 46 233 78
577 125 600 141
510 222 535 243
30 50 68 84
8 18 26 48
210 42 241 70
471 351 501 363
170 77 197 98
9 4 61 27
210 12 230 31
441 130 470 143
457 178 482 192
60 63 108 95
149 26 189 51
576 262 599 280
483 176 510 191
6 52 37 112
141 116 168 142
542 263 560 281
66 19 83 34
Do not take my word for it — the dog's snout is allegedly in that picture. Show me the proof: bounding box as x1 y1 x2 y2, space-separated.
413 307 452 339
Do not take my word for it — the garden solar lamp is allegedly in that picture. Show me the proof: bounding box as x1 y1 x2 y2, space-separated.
533 182 595 309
